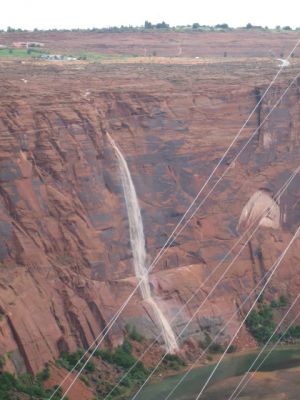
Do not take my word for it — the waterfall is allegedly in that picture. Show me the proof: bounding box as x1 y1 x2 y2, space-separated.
107 133 178 353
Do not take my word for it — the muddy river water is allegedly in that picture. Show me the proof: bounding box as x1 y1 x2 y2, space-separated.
136 346 300 400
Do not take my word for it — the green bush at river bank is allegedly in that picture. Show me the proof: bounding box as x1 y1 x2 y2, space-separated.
246 295 300 344
0 364 65 400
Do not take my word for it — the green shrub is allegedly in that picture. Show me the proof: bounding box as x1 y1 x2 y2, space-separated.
279 295 288 307
0 372 16 400
199 332 212 349
98 348 114 363
226 344 237 353
46 385 66 400
199 333 224 354
271 300 278 308
0 356 5 369
246 304 276 344
0 370 67 400
98 341 148 381
284 325 300 339
80 375 90 386
122 339 132 353
92 348 102 358
163 354 186 370
129 361 147 381
271 295 288 308
120 375 131 387
16 373 45 396
164 354 185 364
247 296 289 344
36 365 50 382
125 323 143 343
60 348 84 369
58 349 94 373
112 346 136 369
257 293 264 304
209 343 224 354
85 361 96 373
0 372 16 390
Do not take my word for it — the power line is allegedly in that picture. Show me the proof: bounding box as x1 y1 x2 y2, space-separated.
52 38 300 400
104 165 299 400
159 226 300 400
228 296 300 400
229 315 300 400
55 41 300 400
128 166 299 400
60 75 299 399
194 227 300 400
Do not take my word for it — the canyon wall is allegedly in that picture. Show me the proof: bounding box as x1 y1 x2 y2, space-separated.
0 58 300 374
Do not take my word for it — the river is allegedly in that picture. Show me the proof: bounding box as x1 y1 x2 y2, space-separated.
136 345 300 400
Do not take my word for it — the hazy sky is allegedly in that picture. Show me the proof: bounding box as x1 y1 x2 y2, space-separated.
1 0 299 30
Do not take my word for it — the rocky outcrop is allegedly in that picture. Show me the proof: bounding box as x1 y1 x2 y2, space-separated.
238 190 280 230
0 57 300 374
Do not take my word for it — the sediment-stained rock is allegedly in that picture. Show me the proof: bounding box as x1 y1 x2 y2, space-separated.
0 56 300 374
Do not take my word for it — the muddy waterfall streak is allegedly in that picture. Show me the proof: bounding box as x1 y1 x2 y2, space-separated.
107 133 178 353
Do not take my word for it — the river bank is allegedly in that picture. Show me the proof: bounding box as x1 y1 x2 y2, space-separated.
136 344 300 400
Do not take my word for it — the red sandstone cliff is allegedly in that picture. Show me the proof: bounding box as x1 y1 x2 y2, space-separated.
0 55 300 375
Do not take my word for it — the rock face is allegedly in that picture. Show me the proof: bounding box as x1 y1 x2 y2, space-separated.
238 190 280 230
0 55 300 374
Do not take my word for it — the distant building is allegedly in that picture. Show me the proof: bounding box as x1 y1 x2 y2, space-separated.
12 42 28 48
12 42 45 49
39 54 77 61
27 42 45 48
